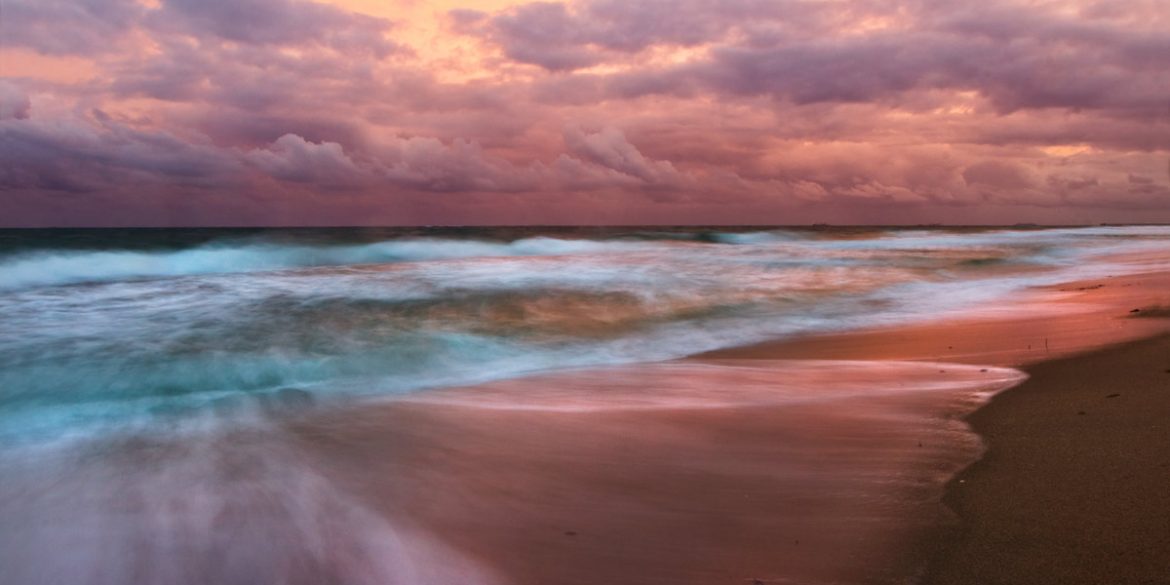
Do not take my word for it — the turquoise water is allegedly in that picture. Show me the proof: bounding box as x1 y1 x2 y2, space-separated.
1 225 1167 446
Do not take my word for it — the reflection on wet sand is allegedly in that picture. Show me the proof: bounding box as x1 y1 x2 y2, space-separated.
289 360 1023 585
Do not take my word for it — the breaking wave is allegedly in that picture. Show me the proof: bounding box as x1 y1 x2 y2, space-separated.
0 237 654 290
1 225 1168 446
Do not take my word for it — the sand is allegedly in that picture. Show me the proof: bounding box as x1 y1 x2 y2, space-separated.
283 267 1170 584
292 361 1021 585
926 333 1170 585
700 270 1170 367
705 269 1170 583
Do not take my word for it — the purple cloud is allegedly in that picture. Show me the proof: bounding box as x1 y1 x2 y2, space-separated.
4 0 1169 225
1 0 143 55
246 134 363 186
153 0 399 56
0 82 32 120
563 127 686 186
0 108 242 193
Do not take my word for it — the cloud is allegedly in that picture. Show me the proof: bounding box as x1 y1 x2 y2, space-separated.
0 82 32 121
246 134 363 186
5 0 400 57
379 136 541 192
0 109 242 194
153 0 400 56
5 0 1170 225
962 160 1038 190
0 0 143 55
251 134 548 194
693 19 1170 116
462 0 1170 120
0 114 539 197
454 0 815 71
562 127 686 185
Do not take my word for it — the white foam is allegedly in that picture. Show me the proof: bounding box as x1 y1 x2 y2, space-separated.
0 236 656 290
0 430 499 585
393 359 1026 413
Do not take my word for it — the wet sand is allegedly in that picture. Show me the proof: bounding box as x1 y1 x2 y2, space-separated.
283 267 1170 584
707 269 1170 583
700 269 1170 367
292 361 1021 585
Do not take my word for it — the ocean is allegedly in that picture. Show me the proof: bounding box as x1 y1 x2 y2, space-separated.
1 225 1168 584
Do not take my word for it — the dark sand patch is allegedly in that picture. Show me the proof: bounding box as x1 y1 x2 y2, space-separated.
926 334 1170 585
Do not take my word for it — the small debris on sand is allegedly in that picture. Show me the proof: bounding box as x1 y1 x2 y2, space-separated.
1129 306 1170 318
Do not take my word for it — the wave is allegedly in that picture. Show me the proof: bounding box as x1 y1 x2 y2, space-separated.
711 230 809 245
8 225 1165 291
0 237 654 290
2 225 1168 446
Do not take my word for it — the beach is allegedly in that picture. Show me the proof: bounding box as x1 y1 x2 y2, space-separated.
929 332 1170 585
290 360 1018 584
2 227 1169 585
284 262 1170 584
708 268 1170 584
9 0 1169 578
9 0 1170 579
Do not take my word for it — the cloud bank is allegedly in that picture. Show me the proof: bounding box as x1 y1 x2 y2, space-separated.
2 0 1168 225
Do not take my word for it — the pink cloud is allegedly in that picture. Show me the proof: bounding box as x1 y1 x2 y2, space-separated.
2 0 1168 225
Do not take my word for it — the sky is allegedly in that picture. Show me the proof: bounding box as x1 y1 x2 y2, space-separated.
1 0 1168 226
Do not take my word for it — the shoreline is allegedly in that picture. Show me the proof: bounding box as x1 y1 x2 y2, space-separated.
697 269 1170 367
291 359 1019 585
4 233 1169 585
698 269 1170 582
277 268 1170 584
925 333 1170 584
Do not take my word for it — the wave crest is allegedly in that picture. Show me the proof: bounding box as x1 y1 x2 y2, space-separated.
0 237 652 290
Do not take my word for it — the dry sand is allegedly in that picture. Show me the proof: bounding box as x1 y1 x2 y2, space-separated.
926 333 1170 585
